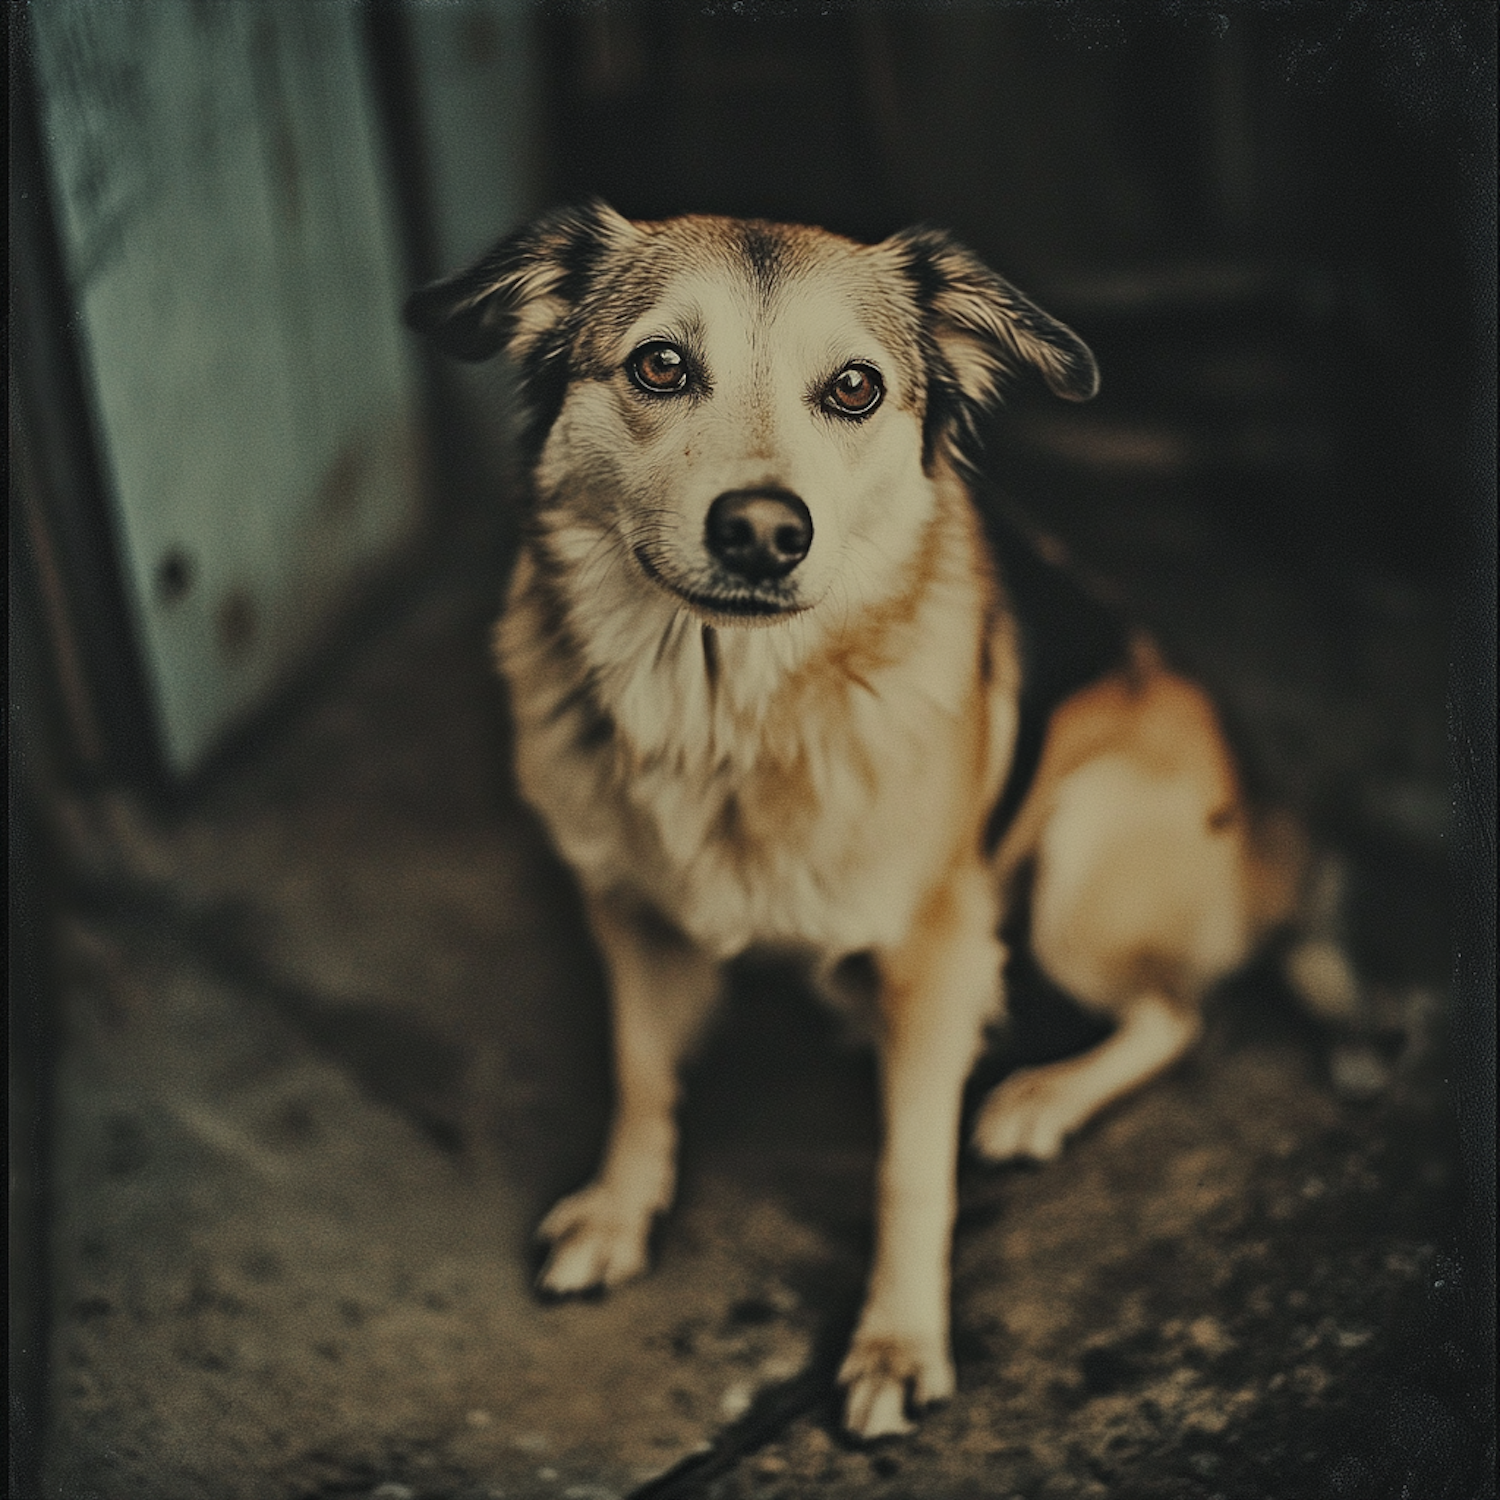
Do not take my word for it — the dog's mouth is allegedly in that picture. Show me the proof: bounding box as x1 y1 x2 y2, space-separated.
632 547 808 621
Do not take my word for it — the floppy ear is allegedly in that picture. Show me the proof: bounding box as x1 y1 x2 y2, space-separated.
888 226 1098 463
403 199 635 364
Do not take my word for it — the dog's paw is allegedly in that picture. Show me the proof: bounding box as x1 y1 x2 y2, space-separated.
838 1331 955 1441
534 1183 653 1296
971 1066 1077 1163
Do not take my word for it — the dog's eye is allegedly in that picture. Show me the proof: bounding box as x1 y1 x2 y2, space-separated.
824 364 883 418
629 342 690 394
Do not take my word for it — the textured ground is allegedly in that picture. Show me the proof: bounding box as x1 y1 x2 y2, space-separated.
35 446 1491 1498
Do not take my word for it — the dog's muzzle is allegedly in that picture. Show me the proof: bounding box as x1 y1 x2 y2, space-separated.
704 489 812 583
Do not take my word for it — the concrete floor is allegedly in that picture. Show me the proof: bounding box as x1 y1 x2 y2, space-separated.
31 466 1492 1498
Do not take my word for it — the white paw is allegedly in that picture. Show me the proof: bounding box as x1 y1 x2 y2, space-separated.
534 1182 653 1295
838 1331 955 1440
971 1066 1078 1163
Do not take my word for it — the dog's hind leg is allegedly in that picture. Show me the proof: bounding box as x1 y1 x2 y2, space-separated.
971 992 1202 1163
975 732 1247 1163
840 868 1003 1440
536 893 720 1295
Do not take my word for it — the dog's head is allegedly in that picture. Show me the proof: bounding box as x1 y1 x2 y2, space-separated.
407 202 1096 624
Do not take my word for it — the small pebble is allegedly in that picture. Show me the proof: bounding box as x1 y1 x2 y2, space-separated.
1331 1043 1391 1100
1187 1316 1234 1355
369 1486 415 1500
720 1381 753 1419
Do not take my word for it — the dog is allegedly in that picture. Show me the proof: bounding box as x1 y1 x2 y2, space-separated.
406 202 1349 1440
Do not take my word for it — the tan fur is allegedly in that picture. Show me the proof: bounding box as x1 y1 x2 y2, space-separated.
407 206 1322 1441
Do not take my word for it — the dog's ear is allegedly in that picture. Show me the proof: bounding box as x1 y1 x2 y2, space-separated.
404 199 635 363
889 226 1099 417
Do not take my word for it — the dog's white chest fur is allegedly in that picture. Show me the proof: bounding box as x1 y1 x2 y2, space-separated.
498 483 1017 961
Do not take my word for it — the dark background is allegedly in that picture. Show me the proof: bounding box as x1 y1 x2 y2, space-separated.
517 1 1489 585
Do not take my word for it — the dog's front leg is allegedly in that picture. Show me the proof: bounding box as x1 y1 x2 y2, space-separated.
841 870 1002 1439
536 892 720 1295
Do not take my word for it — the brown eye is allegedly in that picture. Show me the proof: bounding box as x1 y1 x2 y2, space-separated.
825 364 883 418
629 341 689 393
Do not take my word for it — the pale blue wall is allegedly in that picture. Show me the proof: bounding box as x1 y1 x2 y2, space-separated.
29 0 538 777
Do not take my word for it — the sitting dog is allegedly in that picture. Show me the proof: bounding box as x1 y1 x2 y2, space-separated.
406 203 1336 1440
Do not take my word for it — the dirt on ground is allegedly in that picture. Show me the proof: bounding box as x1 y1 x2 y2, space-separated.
31 479 1492 1499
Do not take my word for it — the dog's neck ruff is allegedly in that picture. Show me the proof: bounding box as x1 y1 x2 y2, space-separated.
524 475 981 780
499 470 1017 957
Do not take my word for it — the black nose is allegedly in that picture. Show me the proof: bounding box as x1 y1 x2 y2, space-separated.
704 490 813 582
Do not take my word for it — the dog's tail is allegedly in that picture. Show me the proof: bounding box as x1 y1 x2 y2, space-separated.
1245 808 1422 1096
1246 809 1362 1026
